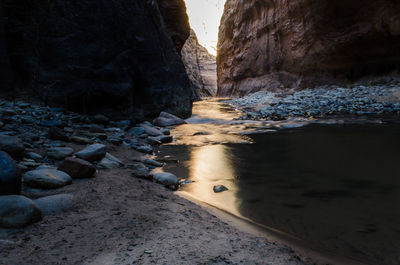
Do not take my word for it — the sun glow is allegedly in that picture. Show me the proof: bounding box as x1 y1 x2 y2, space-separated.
183 0 226 56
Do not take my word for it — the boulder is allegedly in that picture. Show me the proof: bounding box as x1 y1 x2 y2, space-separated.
0 135 25 159
47 147 74 160
98 153 123 169
34 194 75 216
153 172 179 186
75 144 106 162
0 195 42 228
152 112 186 127
0 151 21 195
23 169 72 189
58 157 96 179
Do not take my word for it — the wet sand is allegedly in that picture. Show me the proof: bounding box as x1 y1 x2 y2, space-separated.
0 145 307 265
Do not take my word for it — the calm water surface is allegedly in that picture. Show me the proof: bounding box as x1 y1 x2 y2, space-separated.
158 99 400 265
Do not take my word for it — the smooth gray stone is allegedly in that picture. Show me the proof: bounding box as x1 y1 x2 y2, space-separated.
213 185 228 193
139 124 163 136
144 158 163 167
0 195 42 228
75 144 106 162
34 194 75 216
23 169 72 189
153 172 178 186
47 147 73 160
98 153 123 169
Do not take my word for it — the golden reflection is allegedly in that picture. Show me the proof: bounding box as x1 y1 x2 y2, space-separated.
182 145 241 216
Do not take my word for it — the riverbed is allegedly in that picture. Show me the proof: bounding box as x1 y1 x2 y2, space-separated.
157 98 400 265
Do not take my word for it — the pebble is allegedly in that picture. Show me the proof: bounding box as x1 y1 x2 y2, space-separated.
229 84 400 120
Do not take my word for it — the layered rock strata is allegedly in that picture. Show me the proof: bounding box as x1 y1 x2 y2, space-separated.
182 30 217 97
1 0 194 119
217 0 400 96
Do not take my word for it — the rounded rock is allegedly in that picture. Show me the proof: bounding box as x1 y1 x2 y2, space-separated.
23 169 72 189
0 195 42 228
153 172 178 186
0 151 21 195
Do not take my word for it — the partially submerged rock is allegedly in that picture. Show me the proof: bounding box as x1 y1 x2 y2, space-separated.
58 157 96 178
0 151 21 195
23 169 72 189
153 172 179 186
75 144 106 162
34 194 75 216
0 195 42 228
213 185 228 193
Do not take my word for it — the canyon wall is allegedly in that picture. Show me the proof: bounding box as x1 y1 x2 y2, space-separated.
0 0 194 120
182 30 217 97
217 0 400 96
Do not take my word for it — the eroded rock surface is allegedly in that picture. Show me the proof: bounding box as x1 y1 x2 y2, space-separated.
1 0 194 119
182 30 217 97
217 0 400 96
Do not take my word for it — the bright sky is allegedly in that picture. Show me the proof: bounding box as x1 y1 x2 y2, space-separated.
183 0 226 56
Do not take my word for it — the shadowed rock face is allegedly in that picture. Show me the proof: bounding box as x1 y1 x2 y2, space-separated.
217 0 400 96
182 30 217 97
0 0 194 120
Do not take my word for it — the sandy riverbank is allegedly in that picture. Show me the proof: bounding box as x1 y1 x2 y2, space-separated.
0 144 309 265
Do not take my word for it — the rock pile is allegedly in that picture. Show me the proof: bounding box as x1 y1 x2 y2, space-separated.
229 84 400 120
0 98 184 228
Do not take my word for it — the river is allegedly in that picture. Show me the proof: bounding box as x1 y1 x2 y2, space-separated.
157 98 400 265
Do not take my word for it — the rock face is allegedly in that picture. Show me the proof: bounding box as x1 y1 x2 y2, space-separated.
1 0 194 119
182 30 218 97
217 0 400 96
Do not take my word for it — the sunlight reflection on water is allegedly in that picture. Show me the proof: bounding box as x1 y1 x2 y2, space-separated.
182 144 241 216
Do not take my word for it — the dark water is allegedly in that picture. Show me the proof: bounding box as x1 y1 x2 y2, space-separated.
159 123 400 265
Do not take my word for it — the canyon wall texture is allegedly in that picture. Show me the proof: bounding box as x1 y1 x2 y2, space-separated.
217 0 400 96
182 30 217 97
0 0 194 120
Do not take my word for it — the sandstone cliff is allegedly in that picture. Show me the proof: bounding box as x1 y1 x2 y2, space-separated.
217 0 400 96
182 30 217 97
0 0 194 120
